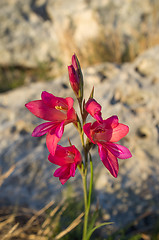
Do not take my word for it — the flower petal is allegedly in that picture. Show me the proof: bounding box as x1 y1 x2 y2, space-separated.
85 98 103 123
109 123 129 142
41 91 68 110
98 144 119 178
70 163 76 177
83 123 95 144
65 97 74 110
46 132 61 155
102 115 119 128
25 100 66 121
54 165 71 185
48 146 74 166
54 165 69 177
55 121 64 138
94 113 103 123
32 122 55 137
106 142 132 159
68 65 80 97
91 115 119 131
66 108 77 123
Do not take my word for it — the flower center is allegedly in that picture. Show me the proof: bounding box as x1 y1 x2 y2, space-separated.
55 106 64 110
95 128 105 133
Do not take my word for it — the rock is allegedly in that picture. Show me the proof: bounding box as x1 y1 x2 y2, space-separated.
137 126 151 138
0 0 159 74
0 47 159 235
134 46 159 77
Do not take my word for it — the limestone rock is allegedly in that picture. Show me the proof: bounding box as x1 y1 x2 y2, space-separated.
0 0 159 74
0 47 159 234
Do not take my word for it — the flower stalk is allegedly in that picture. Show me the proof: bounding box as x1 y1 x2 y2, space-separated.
25 53 132 239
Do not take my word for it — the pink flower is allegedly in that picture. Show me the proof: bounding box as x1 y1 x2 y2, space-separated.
25 91 77 155
68 65 80 97
83 115 132 178
85 98 103 123
68 54 83 99
48 145 82 185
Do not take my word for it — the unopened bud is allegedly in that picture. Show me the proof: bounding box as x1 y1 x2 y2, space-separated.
71 54 83 100
68 65 80 97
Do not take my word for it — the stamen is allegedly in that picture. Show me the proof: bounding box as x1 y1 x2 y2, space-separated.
96 128 105 133
55 106 63 110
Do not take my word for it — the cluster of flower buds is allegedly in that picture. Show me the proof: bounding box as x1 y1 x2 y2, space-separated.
25 54 131 184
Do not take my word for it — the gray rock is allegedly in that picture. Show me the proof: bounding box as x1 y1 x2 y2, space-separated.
0 47 159 234
0 0 159 74
134 45 159 77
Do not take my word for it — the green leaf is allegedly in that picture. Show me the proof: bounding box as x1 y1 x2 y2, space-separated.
89 86 94 99
86 222 114 240
87 210 98 235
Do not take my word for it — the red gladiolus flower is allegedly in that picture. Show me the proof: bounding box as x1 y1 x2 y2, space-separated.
48 145 82 184
85 98 103 123
25 91 77 155
83 115 132 178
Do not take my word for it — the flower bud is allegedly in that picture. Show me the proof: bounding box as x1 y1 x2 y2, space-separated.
71 54 83 100
68 65 80 97
85 98 103 123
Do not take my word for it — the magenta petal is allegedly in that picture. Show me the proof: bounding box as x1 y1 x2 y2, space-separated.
94 113 103 123
72 54 78 71
91 115 118 130
25 100 66 121
48 146 74 166
54 165 70 184
98 144 119 178
70 163 76 177
41 91 68 110
109 123 129 142
106 142 132 159
54 165 68 177
46 132 61 155
59 178 69 185
83 123 95 144
55 121 64 138
32 122 55 137
65 97 74 109
41 91 57 107
67 107 77 123
85 98 103 122
68 65 80 96
102 115 119 129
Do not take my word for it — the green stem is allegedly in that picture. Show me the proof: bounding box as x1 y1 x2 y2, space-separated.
87 154 93 213
82 172 88 240
76 95 93 239
82 154 93 240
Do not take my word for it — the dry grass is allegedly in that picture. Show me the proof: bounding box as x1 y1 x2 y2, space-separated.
0 168 84 240
0 201 84 240
0 166 16 187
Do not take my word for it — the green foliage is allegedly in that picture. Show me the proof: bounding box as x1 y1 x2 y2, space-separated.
0 63 52 93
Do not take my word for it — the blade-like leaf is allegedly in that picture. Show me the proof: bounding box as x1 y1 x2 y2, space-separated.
86 222 113 240
89 86 94 99
87 210 98 235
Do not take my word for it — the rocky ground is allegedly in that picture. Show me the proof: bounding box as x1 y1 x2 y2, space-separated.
0 46 159 237
0 0 159 72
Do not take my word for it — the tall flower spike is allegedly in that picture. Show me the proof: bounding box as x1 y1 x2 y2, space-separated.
83 115 132 177
48 145 82 184
85 98 103 123
25 91 77 155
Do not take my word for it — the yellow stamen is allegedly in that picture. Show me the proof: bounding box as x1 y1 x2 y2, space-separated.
55 106 63 110
96 129 105 133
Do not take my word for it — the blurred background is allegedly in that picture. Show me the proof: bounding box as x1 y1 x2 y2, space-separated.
0 0 159 239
